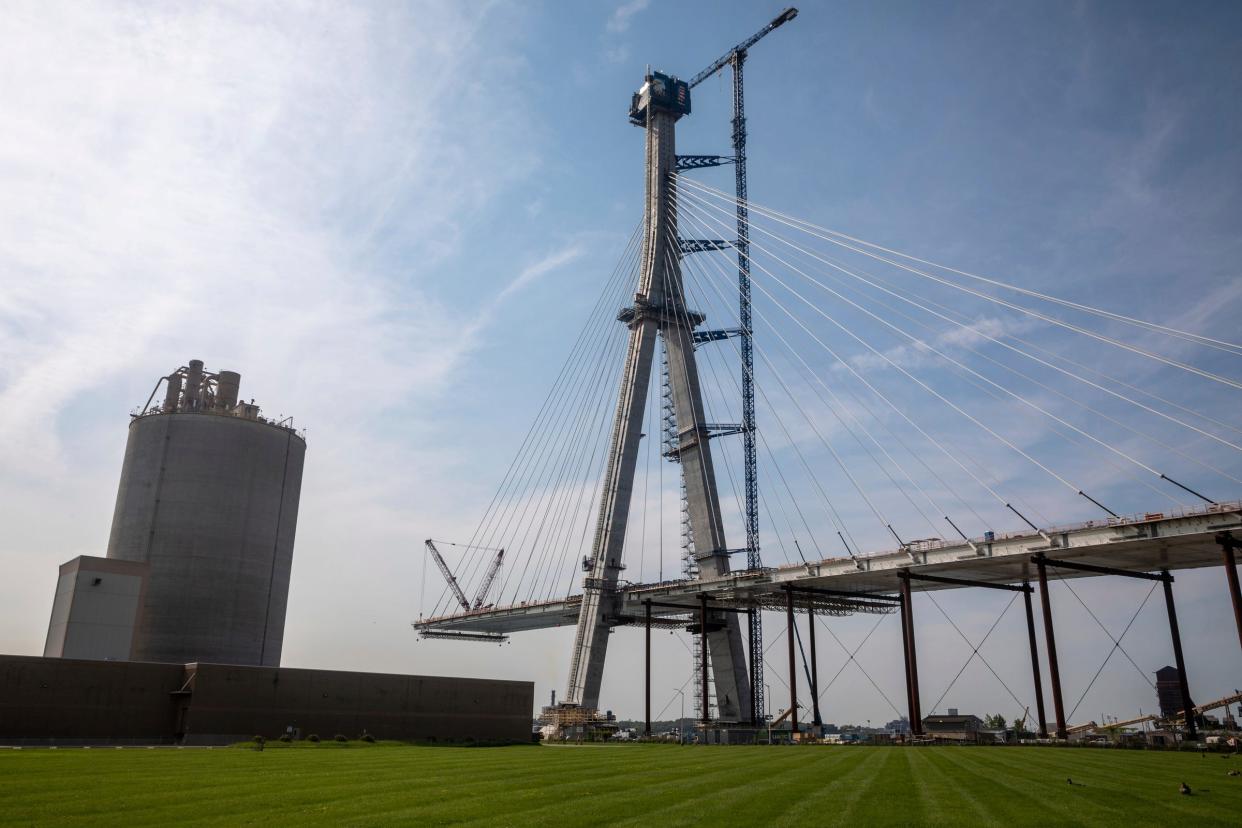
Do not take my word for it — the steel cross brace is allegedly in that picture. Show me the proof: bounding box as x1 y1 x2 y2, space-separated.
678 238 732 255
783 584 902 604
904 569 1047 737
1030 555 1168 582
905 571 1032 592
675 154 736 171
1032 553 1197 741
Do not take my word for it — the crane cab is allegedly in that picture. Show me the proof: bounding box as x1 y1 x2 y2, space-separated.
629 71 691 124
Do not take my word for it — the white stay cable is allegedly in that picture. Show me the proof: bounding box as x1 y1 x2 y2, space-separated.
802 254 1242 490
679 188 1219 505
679 177 1242 391
681 185 1242 459
669 185 1031 528
679 203 950 539
681 243 865 555
677 183 1115 520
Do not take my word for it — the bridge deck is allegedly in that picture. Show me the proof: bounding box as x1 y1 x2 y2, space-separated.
413 502 1242 636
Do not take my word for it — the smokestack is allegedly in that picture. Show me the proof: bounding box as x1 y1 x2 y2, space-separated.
216 371 241 410
184 360 204 411
163 374 182 412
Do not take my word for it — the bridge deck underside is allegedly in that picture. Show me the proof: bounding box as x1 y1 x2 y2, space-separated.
414 508 1241 636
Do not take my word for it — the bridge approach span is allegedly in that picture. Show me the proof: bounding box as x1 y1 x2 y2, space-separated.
415 501 1241 635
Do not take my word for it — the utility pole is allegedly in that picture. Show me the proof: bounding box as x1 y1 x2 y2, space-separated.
687 6 798 729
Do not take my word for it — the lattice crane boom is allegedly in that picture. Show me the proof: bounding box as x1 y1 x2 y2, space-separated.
425 539 470 612
472 548 505 609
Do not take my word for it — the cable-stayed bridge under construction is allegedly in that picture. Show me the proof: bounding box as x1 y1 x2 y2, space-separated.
415 10 1242 743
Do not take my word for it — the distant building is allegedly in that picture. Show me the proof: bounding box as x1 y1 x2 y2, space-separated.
922 709 984 742
885 716 911 735
824 731 865 744
1155 666 1193 718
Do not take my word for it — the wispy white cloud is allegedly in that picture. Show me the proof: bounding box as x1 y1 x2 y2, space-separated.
495 245 584 304
606 0 650 34
0 1 543 659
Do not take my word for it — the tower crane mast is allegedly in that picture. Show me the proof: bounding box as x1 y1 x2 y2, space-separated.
683 5 798 729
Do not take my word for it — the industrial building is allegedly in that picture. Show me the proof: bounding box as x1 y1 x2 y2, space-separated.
44 359 306 667
0 655 533 746
1156 666 1194 719
921 710 985 743
7 359 537 745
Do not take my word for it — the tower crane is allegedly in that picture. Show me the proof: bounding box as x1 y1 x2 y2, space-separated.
686 8 797 89
682 5 798 730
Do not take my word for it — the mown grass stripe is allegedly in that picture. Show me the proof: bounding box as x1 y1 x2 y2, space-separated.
3 744 1242 826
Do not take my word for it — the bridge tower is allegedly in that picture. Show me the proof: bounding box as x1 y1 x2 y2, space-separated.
563 72 752 722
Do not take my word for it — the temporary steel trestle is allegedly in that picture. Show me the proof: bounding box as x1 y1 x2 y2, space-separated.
564 84 752 722
1031 553 1198 740
421 506 1242 742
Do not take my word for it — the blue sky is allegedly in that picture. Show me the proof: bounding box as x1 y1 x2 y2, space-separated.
1 1 1240 725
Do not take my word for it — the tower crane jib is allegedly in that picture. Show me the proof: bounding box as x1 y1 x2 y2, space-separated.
687 7 797 89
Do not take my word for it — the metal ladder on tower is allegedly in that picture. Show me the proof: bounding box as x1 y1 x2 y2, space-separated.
662 342 715 721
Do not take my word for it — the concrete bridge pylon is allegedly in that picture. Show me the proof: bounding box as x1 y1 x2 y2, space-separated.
562 73 752 722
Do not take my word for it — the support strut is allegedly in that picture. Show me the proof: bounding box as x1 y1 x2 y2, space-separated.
644 599 652 736
1162 571 1197 741
1034 555 1068 739
808 602 821 730
898 572 923 735
1219 533 1242 653
786 587 797 735
700 593 710 724
1022 584 1049 738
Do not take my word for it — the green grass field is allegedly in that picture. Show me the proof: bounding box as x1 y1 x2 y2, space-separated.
2 743 1240 826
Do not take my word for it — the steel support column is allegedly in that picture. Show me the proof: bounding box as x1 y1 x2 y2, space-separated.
1022 584 1049 738
786 587 797 735
808 602 821 729
748 607 760 725
1162 571 1197 741
700 593 710 724
898 572 922 734
1219 533 1242 652
1034 555 1067 739
644 599 652 736
899 575 915 733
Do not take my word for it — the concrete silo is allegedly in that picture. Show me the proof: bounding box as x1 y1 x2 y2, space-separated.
105 359 306 666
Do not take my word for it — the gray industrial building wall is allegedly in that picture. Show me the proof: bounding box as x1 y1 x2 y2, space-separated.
0 656 533 746
0 657 184 744
106 412 306 666
179 664 533 745
43 557 149 661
